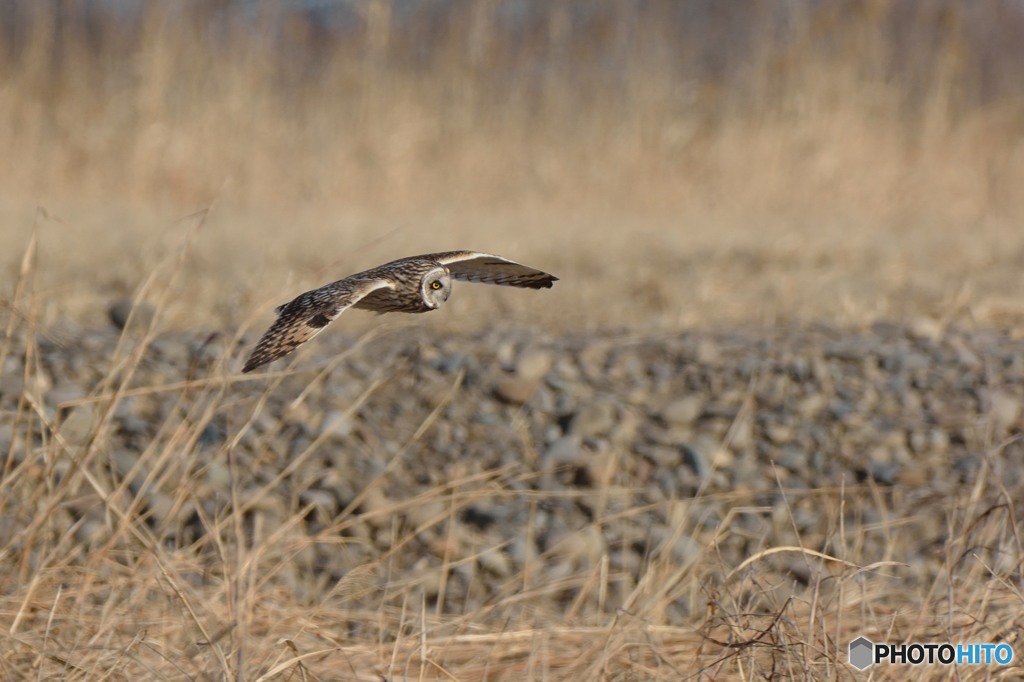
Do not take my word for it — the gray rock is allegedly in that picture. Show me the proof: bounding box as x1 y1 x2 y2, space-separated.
929 429 951 453
0 372 24 403
432 353 471 374
907 430 929 454
0 420 12 452
543 435 583 467
59 403 98 445
796 394 827 419
986 390 1021 433
118 414 150 438
908 317 943 342
516 348 553 381
765 423 794 445
694 339 721 364
661 396 703 426
577 343 608 378
496 342 517 371
640 444 682 469
301 488 338 513
545 524 605 568
569 400 616 438
319 410 355 439
777 443 807 473
649 527 702 565
478 546 513 577
868 461 901 485
148 336 190 368
108 298 156 331
494 376 540 405
680 436 716 478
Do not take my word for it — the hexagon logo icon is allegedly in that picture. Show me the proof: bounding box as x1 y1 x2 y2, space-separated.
849 637 874 670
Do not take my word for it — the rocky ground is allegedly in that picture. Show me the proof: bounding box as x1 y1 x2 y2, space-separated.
1 304 1022 678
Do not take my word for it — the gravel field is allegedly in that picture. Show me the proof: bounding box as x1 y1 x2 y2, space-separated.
1 304 1021 678
4 2 1024 678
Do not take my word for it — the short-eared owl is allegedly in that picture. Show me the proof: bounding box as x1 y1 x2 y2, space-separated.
242 251 557 372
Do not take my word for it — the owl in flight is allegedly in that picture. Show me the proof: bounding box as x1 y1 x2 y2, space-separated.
242 250 557 373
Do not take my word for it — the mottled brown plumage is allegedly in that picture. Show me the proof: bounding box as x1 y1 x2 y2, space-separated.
242 251 557 372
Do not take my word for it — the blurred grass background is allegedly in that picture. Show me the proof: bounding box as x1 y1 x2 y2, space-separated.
3 3 1024 679
3 0 1024 330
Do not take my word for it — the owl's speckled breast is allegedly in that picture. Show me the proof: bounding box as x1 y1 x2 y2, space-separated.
353 284 433 313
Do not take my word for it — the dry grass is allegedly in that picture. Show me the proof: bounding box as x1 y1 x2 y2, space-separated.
2 228 1023 679
2 1 1024 678
3 0 1024 213
1 1 1024 331
16 201 1024 336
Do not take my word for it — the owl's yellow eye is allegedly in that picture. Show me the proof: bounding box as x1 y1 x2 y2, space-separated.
431 281 442 290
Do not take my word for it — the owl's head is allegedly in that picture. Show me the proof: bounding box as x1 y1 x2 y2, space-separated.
420 267 452 308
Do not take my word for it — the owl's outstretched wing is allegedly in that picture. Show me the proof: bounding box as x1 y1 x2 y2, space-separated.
242 278 394 373
429 251 558 289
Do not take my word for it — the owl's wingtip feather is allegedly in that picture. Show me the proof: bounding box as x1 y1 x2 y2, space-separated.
241 357 262 373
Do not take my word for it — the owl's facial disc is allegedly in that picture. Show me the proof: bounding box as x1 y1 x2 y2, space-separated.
422 269 452 308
